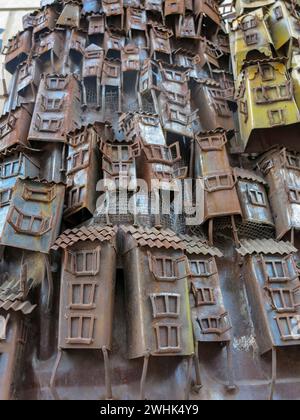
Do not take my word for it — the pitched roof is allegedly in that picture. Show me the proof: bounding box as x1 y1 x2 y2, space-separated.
179 234 223 257
120 225 185 251
236 239 297 256
234 167 267 185
0 277 36 315
52 225 118 250
120 226 223 256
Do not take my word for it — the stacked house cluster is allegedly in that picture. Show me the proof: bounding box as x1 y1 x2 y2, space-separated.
0 0 300 400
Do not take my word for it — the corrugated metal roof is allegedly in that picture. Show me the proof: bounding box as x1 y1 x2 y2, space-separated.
52 225 118 250
179 234 223 257
234 168 267 185
236 239 297 256
120 225 185 251
0 277 36 315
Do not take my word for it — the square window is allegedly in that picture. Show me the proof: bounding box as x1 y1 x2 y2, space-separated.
150 293 181 318
66 315 96 345
276 315 300 341
192 284 216 307
268 288 297 313
69 281 98 310
249 189 266 207
154 323 182 353
67 247 101 277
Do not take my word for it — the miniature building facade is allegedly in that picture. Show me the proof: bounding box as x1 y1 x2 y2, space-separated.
2 0 300 402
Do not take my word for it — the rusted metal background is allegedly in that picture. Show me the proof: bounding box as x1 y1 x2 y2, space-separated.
2 0 300 402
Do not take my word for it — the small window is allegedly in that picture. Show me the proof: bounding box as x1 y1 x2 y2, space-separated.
68 281 98 310
204 173 234 192
289 188 300 204
189 259 216 277
165 91 187 106
241 15 257 31
111 162 130 175
169 108 188 125
0 314 10 341
35 115 63 132
0 159 22 179
259 64 275 82
150 293 181 318
0 188 12 208
285 153 300 170
268 109 286 126
212 100 232 117
197 134 227 151
276 315 300 342
103 62 119 78
154 323 182 353
164 69 185 83
248 189 266 207
198 313 231 335
245 32 258 46
192 285 216 307
274 5 283 20
22 185 56 203
255 84 291 104
7 206 52 236
45 76 67 91
239 100 248 122
67 185 85 209
0 115 17 139
66 315 96 345
67 149 90 175
19 63 31 81
41 96 64 112
67 247 101 277
141 116 160 126
68 132 87 147
268 288 298 313
262 258 290 283
148 254 177 281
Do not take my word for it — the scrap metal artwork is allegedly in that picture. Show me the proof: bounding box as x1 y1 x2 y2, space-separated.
2 0 300 401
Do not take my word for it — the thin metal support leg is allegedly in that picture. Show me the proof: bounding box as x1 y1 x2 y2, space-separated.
226 341 236 391
102 346 113 401
193 341 203 392
185 355 194 400
269 347 277 401
140 354 150 400
50 349 63 401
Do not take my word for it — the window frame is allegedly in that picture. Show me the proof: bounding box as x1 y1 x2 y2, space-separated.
68 280 98 310
66 314 96 345
7 206 52 236
66 246 101 277
150 293 181 318
154 323 182 353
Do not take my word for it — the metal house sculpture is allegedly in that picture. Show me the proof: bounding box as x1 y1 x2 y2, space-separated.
120 225 194 400
257 147 300 243
2 0 300 401
233 167 275 239
0 247 47 400
237 238 300 400
51 225 117 400
180 234 236 391
193 130 242 245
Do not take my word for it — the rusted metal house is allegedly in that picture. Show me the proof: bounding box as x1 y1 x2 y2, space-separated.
1 0 300 402
51 225 117 400
237 238 300 399
120 225 194 400
29 74 82 143
0 178 65 253
258 147 300 242
180 234 235 391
